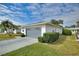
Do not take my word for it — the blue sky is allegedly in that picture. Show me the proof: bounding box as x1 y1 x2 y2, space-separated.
0 3 79 26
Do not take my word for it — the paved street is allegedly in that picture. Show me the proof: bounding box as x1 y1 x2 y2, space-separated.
0 37 38 55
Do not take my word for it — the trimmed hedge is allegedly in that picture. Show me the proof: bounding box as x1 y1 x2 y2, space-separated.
62 28 72 35
38 37 44 42
38 32 59 43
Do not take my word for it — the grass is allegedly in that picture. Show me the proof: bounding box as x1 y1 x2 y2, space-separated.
0 34 16 41
2 35 79 56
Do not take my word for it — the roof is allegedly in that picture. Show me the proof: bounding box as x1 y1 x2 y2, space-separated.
67 27 79 30
21 22 62 28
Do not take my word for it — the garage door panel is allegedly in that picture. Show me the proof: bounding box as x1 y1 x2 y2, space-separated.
27 28 41 38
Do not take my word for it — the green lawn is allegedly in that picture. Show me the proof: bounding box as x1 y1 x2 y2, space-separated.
0 34 23 41
2 35 79 56
0 34 16 41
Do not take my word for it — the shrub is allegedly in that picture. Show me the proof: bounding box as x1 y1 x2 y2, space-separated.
38 32 59 43
43 32 59 43
62 28 72 35
38 37 44 42
21 34 26 37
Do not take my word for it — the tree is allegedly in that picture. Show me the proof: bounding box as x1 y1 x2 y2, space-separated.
58 20 63 24
0 20 18 33
51 19 63 25
70 25 75 28
51 19 59 25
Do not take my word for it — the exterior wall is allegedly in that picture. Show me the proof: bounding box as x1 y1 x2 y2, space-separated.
56 27 62 34
21 24 62 38
41 25 62 37
41 25 46 36
46 25 55 32
46 25 62 34
21 28 27 35
13 29 17 34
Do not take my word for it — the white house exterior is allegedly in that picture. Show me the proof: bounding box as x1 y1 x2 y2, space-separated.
21 22 62 38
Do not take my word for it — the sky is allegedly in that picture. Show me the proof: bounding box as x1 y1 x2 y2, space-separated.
0 3 79 26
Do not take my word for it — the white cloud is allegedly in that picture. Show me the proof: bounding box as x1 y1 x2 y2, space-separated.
0 5 13 14
0 3 79 26
0 15 23 25
0 4 29 24
25 3 79 26
0 4 8 9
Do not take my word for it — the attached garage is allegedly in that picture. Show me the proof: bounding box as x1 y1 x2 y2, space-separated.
27 27 41 38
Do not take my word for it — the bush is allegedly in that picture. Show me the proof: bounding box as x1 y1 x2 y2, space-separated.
43 32 59 43
21 34 26 37
38 37 44 42
62 28 72 35
38 32 59 43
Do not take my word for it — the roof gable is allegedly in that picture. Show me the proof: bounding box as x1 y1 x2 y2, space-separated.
21 22 62 28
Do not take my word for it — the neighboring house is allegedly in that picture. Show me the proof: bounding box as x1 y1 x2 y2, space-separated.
4 29 21 34
67 23 79 34
67 27 79 34
0 28 21 34
20 22 62 38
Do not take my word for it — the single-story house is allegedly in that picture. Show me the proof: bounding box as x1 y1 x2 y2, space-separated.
20 22 63 38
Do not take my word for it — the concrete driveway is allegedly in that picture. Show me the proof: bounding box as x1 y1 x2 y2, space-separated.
0 37 38 55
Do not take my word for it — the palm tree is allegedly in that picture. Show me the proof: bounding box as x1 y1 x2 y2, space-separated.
0 20 18 33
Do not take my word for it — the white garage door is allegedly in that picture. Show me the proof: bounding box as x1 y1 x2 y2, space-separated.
27 28 41 38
